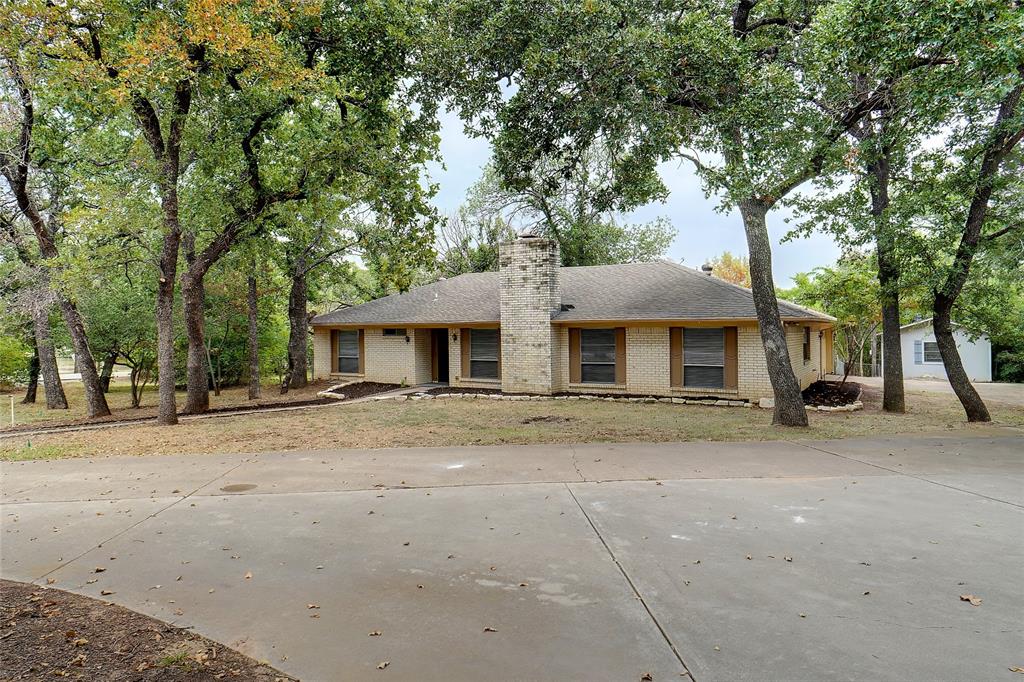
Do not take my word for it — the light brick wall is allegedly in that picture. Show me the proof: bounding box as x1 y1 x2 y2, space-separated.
788 323 821 389
498 236 560 394
412 329 433 385
312 327 332 380
737 325 773 399
549 323 827 401
626 327 672 394
738 324 821 400
313 327 431 386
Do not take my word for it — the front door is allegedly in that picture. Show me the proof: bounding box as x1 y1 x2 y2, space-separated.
431 329 449 383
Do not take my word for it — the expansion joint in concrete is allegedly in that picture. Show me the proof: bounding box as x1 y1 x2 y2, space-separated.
564 482 694 680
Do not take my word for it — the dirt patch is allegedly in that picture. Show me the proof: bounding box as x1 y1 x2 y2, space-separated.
325 382 401 400
520 415 578 425
802 380 862 407
0 579 292 681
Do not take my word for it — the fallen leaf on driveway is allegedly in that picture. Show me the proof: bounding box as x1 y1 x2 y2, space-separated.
483 627 497 633
641 674 653 681
1008 667 1024 674
368 630 382 637
784 556 793 562
377 661 389 670
244 572 252 580
307 604 319 609
960 594 982 606
93 567 105 573
100 590 114 596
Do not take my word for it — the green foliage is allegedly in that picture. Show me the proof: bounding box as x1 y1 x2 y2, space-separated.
780 254 881 370
0 335 31 387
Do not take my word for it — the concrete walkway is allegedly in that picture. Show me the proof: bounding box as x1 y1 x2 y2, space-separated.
3 432 1022 680
838 374 1024 406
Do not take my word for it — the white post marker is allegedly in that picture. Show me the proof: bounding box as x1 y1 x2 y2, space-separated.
9 394 13 427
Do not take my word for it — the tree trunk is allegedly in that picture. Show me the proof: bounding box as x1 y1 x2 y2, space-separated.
32 304 68 410
155 231 180 426
181 272 210 414
738 199 808 426
933 298 990 422
247 274 261 400
22 341 39 404
130 366 142 408
99 350 117 393
865 137 905 413
286 259 309 390
53 295 111 418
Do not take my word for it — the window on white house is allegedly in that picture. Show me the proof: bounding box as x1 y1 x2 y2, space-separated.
803 327 812 362
470 329 499 379
580 329 617 383
923 341 942 363
684 328 725 388
337 330 360 373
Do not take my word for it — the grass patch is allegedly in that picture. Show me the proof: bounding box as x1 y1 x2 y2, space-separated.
1 385 1020 461
0 443 70 461
155 650 191 668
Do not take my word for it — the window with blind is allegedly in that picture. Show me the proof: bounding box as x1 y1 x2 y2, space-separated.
580 329 617 383
337 330 360 373
803 327 812 362
470 329 500 379
923 341 941 363
684 328 725 388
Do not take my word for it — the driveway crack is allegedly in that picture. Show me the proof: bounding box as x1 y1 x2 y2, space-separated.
567 443 585 482
564 482 693 680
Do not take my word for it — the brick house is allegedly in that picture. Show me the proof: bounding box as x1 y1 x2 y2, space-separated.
311 234 835 402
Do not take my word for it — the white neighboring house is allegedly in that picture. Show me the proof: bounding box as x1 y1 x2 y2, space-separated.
882 318 992 382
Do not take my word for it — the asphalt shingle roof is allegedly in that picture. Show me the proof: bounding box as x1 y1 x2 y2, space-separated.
310 261 832 326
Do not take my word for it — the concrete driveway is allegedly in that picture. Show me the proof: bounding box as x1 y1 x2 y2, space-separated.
3 432 1023 681
842 375 1024 406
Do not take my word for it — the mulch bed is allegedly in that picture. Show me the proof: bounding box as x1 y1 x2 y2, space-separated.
802 380 862 407
422 386 501 396
324 381 400 399
0 579 292 681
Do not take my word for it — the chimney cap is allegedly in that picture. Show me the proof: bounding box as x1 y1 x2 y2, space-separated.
517 228 542 239
700 262 713 274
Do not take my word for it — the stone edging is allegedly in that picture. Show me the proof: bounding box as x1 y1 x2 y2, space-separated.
374 390 865 413
316 381 359 401
377 392 756 408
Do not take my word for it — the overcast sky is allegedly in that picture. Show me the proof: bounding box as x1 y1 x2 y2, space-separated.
425 109 842 288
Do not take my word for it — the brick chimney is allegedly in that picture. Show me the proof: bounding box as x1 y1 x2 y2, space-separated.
498 232 561 394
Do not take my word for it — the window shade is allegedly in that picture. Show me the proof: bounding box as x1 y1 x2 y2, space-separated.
684 328 724 366
469 329 499 379
338 330 359 374
684 328 725 389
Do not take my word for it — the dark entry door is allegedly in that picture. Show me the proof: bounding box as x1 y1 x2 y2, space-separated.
432 329 449 383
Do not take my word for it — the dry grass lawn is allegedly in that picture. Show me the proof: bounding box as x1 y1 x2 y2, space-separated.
0 378 335 429
1 382 1021 461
